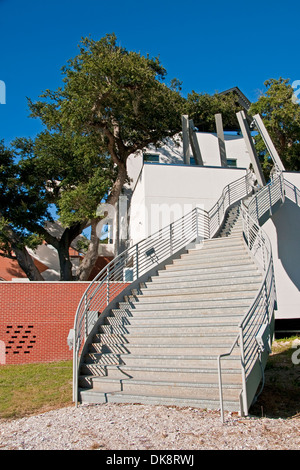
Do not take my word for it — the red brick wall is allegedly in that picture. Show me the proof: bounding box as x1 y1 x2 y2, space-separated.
0 282 128 365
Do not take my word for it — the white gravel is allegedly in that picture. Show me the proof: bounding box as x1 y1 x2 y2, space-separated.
0 403 299 451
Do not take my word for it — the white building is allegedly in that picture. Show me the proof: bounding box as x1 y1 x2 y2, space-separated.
114 88 299 334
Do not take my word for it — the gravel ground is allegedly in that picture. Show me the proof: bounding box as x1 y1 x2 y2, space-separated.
0 403 299 451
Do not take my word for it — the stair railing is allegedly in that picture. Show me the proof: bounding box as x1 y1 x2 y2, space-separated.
71 171 254 404
217 172 285 422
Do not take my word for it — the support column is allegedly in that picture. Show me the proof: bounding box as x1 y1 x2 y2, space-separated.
181 115 190 165
215 113 227 167
189 119 204 166
252 114 285 171
236 110 266 187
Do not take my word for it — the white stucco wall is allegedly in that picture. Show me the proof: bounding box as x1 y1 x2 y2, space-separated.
128 163 247 244
196 132 251 168
262 172 300 320
126 133 251 191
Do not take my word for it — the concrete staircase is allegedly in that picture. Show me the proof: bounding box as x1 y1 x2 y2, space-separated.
78 207 263 412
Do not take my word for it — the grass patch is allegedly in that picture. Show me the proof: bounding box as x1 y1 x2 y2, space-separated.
249 336 300 419
0 360 73 420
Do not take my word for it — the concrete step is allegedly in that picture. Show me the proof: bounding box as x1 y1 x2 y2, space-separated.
88 342 238 357
106 313 243 327
93 331 238 346
127 289 258 304
100 364 242 384
198 237 243 247
89 377 241 401
157 263 258 278
85 352 241 369
133 282 261 297
165 258 253 271
120 294 256 311
79 389 240 411
180 247 247 260
151 268 261 284
99 322 239 336
163 260 255 274
143 274 262 291
112 304 247 317
117 301 252 314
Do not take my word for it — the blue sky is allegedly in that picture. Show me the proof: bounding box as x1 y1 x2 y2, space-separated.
0 0 299 146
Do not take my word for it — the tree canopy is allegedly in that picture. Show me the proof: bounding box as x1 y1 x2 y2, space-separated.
0 140 49 280
186 90 243 132
1 33 185 281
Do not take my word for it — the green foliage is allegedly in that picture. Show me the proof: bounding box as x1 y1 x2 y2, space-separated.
0 139 50 256
249 78 300 172
29 33 185 171
186 91 242 132
27 130 115 226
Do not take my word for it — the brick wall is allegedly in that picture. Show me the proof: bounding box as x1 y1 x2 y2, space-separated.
0 282 127 365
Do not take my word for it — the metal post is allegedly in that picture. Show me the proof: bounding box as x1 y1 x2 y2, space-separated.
294 186 298 206
135 244 139 279
239 327 248 417
218 355 225 423
106 266 110 306
84 295 88 340
268 185 273 216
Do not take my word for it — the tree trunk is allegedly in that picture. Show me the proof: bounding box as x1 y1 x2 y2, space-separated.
13 246 45 281
76 164 128 281
76 218 100 281
2 224 45 281
42 221 87 281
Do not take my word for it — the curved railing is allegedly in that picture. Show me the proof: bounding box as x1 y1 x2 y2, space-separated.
217 172 285 422
71 171 254 404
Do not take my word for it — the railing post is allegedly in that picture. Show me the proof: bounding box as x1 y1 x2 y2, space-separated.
261 230 266 271
268 185 273 216
294 186 298 206
135 244 139 279
196 208 199 241
239 326 248 417
255 194 259 220
106 265 110 306
218 355 225 423
170 222 173 255
84 294 88 340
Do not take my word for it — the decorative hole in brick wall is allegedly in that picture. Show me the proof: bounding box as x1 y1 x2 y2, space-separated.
5 325 36 355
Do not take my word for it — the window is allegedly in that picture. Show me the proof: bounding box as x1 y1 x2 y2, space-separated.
226 159 237 168
143 153 160 163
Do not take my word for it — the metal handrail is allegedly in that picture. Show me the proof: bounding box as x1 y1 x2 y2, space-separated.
72 170 254 404
217 172 285 422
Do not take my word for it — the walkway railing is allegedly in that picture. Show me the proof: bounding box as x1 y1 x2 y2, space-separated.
217 172 285 422
72 171 254 403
